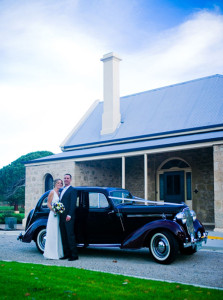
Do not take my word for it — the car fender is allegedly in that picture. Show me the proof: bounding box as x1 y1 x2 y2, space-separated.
21 217 48 243
121 219 186 249
25 209 35 231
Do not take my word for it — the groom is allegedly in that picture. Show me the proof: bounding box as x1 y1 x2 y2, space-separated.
59 173 78 261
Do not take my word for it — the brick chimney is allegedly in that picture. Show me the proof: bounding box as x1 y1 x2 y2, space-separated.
100 52 122 135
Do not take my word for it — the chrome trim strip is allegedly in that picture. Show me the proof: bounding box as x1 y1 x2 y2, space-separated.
77 244 121 248
126 214 173 218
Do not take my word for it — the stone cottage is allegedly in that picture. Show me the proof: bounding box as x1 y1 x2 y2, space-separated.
25 52 223 231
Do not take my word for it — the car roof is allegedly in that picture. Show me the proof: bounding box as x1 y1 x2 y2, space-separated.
74 186 129 193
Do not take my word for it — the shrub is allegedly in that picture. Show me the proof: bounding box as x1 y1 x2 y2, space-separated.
0 212 24 224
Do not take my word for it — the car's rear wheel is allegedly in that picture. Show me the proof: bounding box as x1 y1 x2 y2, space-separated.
35 228 46 253
149 230 178 264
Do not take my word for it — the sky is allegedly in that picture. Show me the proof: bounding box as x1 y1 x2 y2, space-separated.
0 0 223 168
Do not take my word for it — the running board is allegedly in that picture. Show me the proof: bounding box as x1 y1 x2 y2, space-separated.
77 244 121 248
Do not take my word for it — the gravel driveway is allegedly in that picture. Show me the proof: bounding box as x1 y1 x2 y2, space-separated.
0 231 223 289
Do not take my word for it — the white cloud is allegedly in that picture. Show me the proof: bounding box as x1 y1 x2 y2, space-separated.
0 2 223 167
121 11 223 94
0 1 106 167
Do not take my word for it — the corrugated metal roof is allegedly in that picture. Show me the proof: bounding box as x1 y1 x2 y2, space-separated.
26 130 223 164
63 74 223 149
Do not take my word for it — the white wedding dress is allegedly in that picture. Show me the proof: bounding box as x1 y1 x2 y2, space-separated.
43 190 64 259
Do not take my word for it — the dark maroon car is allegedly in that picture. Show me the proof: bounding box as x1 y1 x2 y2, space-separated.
18 186 208 264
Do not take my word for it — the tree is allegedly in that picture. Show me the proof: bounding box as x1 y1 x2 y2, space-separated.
0 151 53 210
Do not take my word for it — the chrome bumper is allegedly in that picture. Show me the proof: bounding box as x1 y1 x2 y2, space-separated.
17 232 24 241
183 232 208 249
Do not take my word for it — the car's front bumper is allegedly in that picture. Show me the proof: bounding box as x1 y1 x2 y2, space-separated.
183 231 208 250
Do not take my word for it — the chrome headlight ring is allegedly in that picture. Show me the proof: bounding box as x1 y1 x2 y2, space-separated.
175 212 187 224
190 210 197 221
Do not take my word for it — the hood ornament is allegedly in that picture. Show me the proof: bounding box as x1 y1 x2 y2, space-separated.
162 213 166 220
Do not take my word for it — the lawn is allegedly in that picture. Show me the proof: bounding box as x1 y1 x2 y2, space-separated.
0 261 222 299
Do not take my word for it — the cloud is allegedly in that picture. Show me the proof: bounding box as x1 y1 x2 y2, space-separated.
0 1 223 167
121 11 223 94
0 1 106 167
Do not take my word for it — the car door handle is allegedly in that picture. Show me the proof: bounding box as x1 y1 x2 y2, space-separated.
116 213 123 217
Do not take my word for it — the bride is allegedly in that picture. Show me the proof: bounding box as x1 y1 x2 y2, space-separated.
43 178 64 259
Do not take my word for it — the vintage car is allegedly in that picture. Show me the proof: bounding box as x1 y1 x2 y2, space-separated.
18 186 208 264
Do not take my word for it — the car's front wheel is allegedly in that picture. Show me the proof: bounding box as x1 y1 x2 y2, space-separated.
35 228 46 253
149 230 178 264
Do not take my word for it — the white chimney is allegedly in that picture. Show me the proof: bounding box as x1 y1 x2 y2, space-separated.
100 52 122 135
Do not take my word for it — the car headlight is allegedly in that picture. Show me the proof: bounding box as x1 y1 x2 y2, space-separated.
190 210 196 221
175 212 187 224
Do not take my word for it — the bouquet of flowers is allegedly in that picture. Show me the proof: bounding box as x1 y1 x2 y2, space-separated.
52 202 65 216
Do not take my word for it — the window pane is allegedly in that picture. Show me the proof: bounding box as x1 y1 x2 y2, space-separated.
159 174 164 200
167 175 173 194
186 172 192 200
41 197 48 208
161 159 189 169
174 175 181 195
166 175 181 195
110 190 132 204
45 174 53 192
99 193 109 208
89 193 98 208
89 193 108 208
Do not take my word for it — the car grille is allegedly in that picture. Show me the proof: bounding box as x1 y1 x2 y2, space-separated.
183 207 195 237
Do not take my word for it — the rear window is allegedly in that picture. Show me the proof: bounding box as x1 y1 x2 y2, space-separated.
89 192 109 208
41 196 48 208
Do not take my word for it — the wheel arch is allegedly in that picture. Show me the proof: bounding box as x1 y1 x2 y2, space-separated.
22 218 48 243
33 224 47 242
122 219 186 249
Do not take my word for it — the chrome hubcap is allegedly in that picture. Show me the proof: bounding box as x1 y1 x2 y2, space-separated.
38 230 46 251
151 233 170 261
157 240 166 254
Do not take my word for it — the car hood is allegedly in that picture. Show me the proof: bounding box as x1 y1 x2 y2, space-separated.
116 203 187 215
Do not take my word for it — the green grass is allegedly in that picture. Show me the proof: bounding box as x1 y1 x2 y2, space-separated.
0 261 222 299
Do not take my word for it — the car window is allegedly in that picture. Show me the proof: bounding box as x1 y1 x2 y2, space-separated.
89 192 109 208
109 190 133 205
41 196 48 208
76 193 81 208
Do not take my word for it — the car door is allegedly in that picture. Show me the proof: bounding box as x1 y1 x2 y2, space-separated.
85 191 124 244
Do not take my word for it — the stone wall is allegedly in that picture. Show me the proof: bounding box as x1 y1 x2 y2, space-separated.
125 156 144 198
74 158 122 187
25 161 75 218
214 144 223 231
73 148 214 224
148 147 214 224
74 156 146 199
25 146 217 227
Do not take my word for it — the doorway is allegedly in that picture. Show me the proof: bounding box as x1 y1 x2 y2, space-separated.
164 171 184 203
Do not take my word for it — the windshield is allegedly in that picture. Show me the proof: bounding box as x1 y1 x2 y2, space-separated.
109 190 134 206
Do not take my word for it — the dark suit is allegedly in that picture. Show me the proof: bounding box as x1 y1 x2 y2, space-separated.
59 186 78 258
